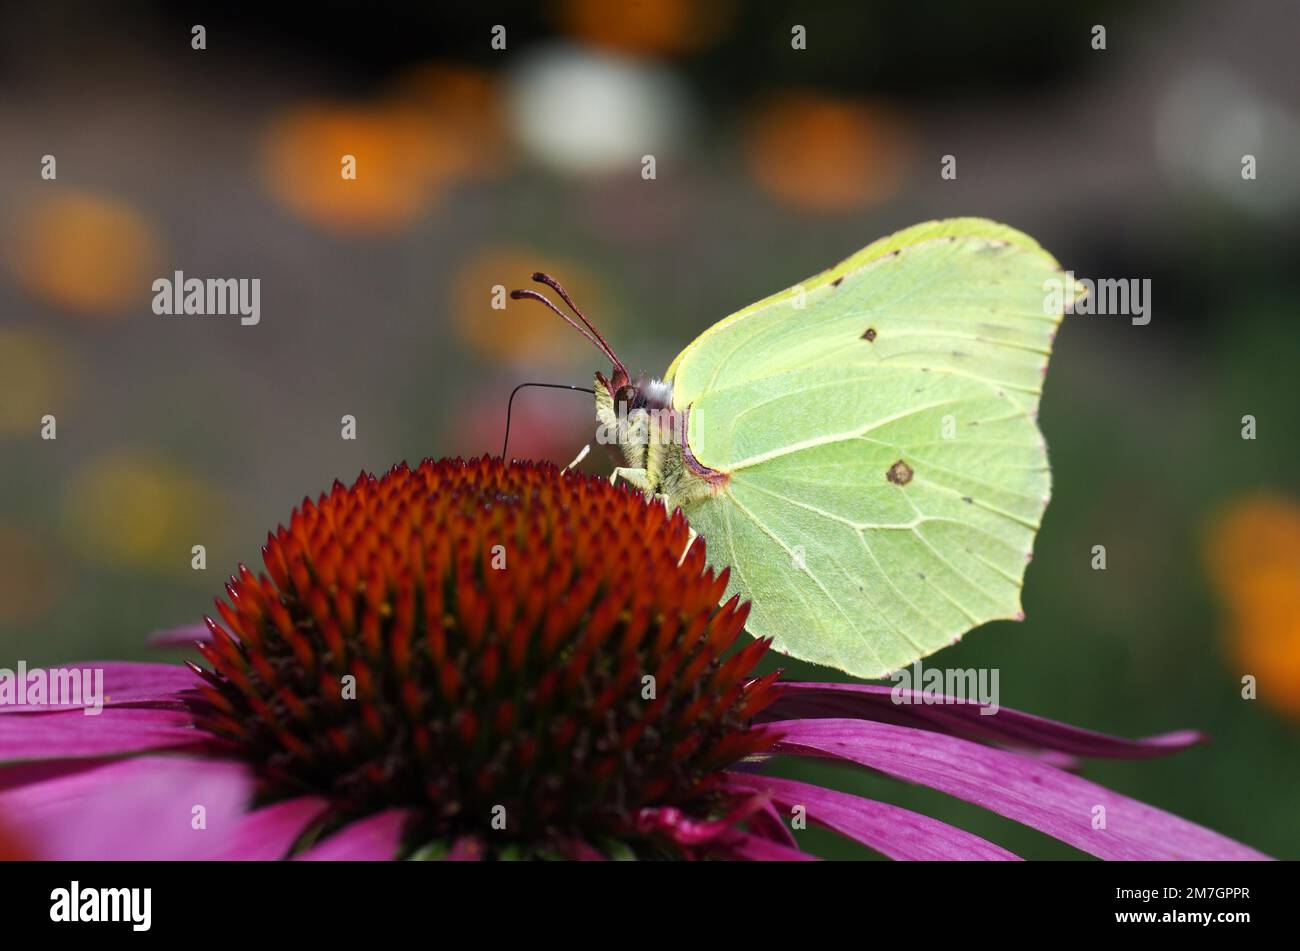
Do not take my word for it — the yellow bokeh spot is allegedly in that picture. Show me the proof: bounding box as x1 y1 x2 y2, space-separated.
60 451 231 576
0 329 73 437
1205 495 1300 719
451 249 612 365
555 0 735 56
743 92 911 213
4 191 160 317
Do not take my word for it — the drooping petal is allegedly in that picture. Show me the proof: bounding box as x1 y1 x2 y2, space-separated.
0 755 253 859
765 718 1270 861
295 808 412 860
0 707 202 764
635 795 771 849
765 682 1205 759
720 831 818 861
635 804 739 847
724 771 1020 861
0 662 197 713
748 796 800 848
203 796 328 860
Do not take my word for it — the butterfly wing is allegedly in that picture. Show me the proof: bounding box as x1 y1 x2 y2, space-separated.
665 219 1080 677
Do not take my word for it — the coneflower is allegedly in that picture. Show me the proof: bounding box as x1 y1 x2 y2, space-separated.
0 458 1268 860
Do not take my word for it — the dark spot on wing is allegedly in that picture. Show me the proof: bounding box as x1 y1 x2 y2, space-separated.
886 460 914 486
831 276 844 287
962 496 973 504
862 327 877 342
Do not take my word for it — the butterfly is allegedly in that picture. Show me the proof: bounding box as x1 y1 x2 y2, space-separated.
512 218 1082 679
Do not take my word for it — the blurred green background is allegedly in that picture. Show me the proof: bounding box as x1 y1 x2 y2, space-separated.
1 1 1297 858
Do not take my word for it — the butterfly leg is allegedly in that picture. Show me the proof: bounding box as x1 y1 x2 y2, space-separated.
610 466 651 494
563 444 591 471
677 525 699 566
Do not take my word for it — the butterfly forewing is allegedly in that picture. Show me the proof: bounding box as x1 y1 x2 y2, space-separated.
665 219 1075 678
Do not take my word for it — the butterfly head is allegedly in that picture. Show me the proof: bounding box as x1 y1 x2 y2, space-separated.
510 272 651 466
592 371 673 472
595 372 672 415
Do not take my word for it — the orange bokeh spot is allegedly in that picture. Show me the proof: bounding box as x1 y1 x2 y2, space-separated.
450 249 612 366
388 62 513 179
4 192 160 317
1205 495 1300 719
261 64 509 235
743 92 911 213
261 103 450 234
556 0 735 56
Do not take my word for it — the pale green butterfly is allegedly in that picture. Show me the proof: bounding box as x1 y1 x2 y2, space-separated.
511 218 1083 679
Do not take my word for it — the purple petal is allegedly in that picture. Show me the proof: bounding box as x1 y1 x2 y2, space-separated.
0 662 197 713
765 718 1271 861
636 797 785 848
719 831 817 861
295 809 411 860
0 707 201 763
748 797 800 848
0 755 253 859
446 836 485 861
766 682 1205 759
0 757 117 793
203 796 328 860
553 836 606 860
1018 749 1083 771
635 805 739 847
725 772 1020 860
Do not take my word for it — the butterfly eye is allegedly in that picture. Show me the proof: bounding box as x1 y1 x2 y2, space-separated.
614 385 637 411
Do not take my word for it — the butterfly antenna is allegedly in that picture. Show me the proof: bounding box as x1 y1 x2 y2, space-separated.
530 272 604 344
501 381 595 460
510 273 630 382
508 288 603 351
